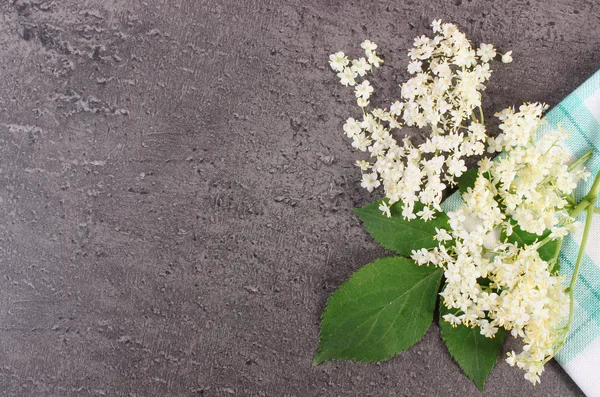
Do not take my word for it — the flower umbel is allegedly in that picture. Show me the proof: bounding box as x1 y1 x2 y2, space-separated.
412 110 588 384
331 22 506 220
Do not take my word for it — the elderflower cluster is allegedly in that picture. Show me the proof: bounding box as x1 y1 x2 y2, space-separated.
486 103 590 236
329 20 514 220
411 107 589 384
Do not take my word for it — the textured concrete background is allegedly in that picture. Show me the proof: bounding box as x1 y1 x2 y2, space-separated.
0 0 598 396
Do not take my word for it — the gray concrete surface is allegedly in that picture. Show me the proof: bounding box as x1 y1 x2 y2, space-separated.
0 0 597 396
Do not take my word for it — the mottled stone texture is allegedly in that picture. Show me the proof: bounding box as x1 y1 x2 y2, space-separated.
0 0 597 396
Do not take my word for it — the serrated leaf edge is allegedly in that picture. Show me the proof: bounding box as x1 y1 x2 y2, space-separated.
439 312 506 391
314 257 442 365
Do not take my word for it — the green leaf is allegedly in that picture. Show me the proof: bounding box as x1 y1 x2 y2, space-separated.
456 168 478 194
314 257 443 365
353 201 451 256
439 305 506 391
502 220 558 263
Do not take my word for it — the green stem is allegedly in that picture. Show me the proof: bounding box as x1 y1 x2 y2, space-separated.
571 197 593 218
568 148 594 172
549 199 594 362
537 234 554 248
549 237 564 266
567 203 594 294
552 169 600 359
478 106 484 125
569 159 600 217
584 167 600 202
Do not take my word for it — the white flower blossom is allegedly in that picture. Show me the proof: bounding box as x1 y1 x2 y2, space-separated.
379 200 392 218
361 172 380 192
361 40 377 51
351 57 371 76
434 227 452 242
477 43 497 62
337 67 357 86
355 80 374 99
357 98 370 108
407 60 423 74
329 51 349 72
343 118 361 138
501 51 513 63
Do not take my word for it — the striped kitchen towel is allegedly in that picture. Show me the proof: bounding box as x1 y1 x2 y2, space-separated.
549 70 600 397
442 70 600 396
